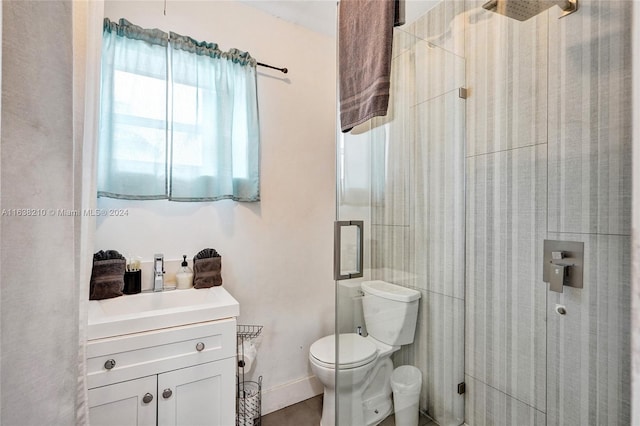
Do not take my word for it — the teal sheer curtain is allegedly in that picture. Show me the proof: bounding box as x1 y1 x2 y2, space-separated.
99 19 168 199
169 32 260 201
98 18 260 202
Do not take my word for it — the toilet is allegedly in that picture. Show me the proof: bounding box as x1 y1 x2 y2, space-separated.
309 280 421 426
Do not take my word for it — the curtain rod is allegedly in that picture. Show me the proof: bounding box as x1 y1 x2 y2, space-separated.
161 2 287 74
257 62 288 74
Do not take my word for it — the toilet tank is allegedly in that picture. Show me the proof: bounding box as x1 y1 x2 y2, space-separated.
361 280 421 346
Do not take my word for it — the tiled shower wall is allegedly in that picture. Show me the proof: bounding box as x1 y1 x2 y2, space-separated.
465 0 631 424
370 0 631 425
464 0 550 423
544 0 631 424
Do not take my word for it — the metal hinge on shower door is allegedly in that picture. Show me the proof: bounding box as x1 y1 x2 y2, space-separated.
458 87 468 99
457 382 466 395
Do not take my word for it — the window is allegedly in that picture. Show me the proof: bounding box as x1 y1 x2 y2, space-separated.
98 19 260 202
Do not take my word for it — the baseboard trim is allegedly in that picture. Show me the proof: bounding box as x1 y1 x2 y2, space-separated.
262 375 324 415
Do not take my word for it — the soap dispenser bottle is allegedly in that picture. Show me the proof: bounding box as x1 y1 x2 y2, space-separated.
176 255 194 290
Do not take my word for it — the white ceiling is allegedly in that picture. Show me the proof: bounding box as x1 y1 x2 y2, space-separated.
239 0 441 37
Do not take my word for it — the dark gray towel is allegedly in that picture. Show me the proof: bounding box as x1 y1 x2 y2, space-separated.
339 0 400 132
90 258 126 300
193 257 223 288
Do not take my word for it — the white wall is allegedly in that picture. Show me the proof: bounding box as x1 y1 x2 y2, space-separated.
97 0 336 413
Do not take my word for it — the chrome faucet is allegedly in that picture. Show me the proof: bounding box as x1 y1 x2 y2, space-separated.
153 254 164 291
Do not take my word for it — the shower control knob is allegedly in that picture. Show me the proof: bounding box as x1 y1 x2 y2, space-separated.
163 388 173 399
104 359 116 370
196 342 205 352
142 393 153 404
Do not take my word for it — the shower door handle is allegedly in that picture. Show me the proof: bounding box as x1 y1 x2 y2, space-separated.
334 220 364 280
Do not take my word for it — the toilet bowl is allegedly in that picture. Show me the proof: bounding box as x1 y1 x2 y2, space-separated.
309 333 398 426
309 281 421 426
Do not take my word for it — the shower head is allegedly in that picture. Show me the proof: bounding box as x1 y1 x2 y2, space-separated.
482 0 578 21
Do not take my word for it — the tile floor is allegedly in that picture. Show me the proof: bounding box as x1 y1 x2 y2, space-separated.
261 395 436 426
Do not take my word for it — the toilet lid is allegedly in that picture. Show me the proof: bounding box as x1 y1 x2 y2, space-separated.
310 334 377 369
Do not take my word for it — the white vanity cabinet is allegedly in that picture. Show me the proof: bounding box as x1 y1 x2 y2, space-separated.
157 358 235 426
88 375 157 426
87 317 236 426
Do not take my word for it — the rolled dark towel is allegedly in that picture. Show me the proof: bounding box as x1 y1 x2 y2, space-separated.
93 250 107 261
194 248 221 259
90 250 126 300
93 250 126 261
193 248 222 288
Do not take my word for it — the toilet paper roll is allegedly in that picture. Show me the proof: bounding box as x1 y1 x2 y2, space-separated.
237 341 257 372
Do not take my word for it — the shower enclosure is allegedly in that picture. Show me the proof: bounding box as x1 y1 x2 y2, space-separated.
334 0 631 425
335 11 466 425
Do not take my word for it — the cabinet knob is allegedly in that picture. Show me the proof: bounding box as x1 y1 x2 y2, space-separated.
162 388 173 399
104 359 116 370
142 393 153 404
196 342 205 352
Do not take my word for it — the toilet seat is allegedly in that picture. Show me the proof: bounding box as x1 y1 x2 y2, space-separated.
310 333 377 370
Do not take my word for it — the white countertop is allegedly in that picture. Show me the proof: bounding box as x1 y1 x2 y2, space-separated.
88 286 240 340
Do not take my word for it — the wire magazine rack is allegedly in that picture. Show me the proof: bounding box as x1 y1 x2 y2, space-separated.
237 325 263 426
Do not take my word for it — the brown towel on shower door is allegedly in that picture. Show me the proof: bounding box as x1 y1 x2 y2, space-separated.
339 0 401 133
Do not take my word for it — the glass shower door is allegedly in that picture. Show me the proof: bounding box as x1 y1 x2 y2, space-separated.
335 24 466 426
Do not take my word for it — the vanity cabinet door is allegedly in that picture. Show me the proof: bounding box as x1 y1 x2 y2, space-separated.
157 358 236 426
88 375 157 426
